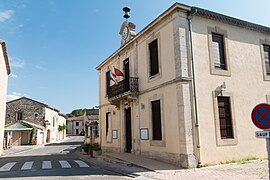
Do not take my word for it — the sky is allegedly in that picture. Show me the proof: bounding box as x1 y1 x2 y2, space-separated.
0 0 269 114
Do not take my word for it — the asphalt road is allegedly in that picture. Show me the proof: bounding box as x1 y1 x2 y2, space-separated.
0 136 130 179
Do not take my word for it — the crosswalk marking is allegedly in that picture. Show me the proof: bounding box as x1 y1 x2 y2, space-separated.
21 161 34 170
0 162 16 172
74 160 89 168
42 161 52 169
59 160 71 168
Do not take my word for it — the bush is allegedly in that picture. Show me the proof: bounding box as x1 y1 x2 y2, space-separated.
92 143 101 151
81 144 91 152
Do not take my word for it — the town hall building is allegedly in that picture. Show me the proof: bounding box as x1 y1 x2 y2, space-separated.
96 3 270 168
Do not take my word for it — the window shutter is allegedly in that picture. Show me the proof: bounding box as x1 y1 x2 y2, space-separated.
212 33 226 70
264 45 270 74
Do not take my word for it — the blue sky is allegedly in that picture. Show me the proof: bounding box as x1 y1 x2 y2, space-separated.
0 0 269 114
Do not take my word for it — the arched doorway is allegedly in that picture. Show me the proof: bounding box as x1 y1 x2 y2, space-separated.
46 129 51 143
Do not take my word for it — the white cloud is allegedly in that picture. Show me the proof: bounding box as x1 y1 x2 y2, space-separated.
10 73 18 78
6 92 30 102
9 57 25 68
0 10 14 22
35 65 46 71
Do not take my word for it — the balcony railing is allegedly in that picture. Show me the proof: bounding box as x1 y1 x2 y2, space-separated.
107 77 139 99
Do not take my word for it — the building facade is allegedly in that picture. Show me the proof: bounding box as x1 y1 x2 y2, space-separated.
0 40 11 154
5 97 66 145
66 116 84 135
84 108 99 144
97 3 270 168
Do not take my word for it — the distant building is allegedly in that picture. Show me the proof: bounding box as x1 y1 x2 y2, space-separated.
84 108 99 144
5 97 66 145
66 116 84 135
0 40 11 154
97 3 270 168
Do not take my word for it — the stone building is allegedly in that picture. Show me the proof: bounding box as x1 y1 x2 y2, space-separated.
96 3 270 168
5 97 66 145
0 40 11 154
66 116 84 135
84 108 99 144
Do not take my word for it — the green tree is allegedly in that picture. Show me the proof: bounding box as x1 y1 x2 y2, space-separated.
66 108 86 117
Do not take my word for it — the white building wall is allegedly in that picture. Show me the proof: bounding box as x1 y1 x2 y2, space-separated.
0 45 8 155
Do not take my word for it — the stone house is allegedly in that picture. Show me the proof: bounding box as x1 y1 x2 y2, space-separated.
5 97 66 145
96 3 270 168
0 40 11 154
84 108 99 144
66 116 84 135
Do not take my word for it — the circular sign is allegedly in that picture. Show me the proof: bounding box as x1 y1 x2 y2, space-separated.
251 103 270 130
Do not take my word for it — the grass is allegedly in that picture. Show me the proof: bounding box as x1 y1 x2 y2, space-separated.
202 157 260 167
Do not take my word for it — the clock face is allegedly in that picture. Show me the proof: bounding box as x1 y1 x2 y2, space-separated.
122 26 129 40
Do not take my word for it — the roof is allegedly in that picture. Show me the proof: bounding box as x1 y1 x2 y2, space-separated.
5 122 33 131
96 2 270 70
0 40 11 75
86 109 99 116
7 97 60 112
67 115 84 121
22 120 45 130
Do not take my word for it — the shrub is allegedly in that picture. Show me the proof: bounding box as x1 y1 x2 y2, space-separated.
81 144 91 152
92 143 101 151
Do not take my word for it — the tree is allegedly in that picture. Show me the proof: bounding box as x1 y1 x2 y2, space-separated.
66 108 86 117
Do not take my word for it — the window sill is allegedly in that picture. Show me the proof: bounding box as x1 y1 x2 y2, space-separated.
210 68 231 77
150 140 166 147
216 138 237 146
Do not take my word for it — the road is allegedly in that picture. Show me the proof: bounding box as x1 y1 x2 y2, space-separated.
0 136 131 179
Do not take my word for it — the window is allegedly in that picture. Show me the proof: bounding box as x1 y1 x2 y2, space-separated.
217 97 234 139
106 71 111 95
17 112 23 121
53 117 55 127
208 27 231 76
149 39 159 76
82 122 84 126
151 100 162 140
263 45 270 75
76 122 79 126
34 113 38 118
212 33 226 70
106 112 110 136
76 129 79 134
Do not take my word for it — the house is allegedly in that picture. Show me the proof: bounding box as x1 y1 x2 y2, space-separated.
5 97 66 145
96 3 270 168
84 108 99 144
0 40 11 154
66 116 84 135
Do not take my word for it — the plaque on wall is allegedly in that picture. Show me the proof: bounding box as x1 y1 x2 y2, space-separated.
140 128 149 140
112 130 118 139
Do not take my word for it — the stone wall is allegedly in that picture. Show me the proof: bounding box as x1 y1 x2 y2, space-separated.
6 98 46 126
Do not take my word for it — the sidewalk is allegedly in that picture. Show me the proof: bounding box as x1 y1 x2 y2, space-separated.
74 151 268 180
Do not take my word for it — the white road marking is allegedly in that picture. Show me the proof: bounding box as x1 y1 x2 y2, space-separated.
42 161 52 169
59 160 71 168
0 162 17 171
74 160 89 168
21 161 34 170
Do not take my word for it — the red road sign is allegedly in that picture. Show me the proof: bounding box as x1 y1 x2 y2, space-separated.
251 103 270 130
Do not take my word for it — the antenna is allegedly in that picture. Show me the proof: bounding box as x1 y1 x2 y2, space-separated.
123 7 131 22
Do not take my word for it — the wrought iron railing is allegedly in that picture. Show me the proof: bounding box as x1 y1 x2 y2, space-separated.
107 77 139 99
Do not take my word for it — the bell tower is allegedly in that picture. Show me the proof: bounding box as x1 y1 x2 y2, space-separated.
119 7 136 46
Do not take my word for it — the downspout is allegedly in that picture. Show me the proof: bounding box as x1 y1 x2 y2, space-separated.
187 8 202 167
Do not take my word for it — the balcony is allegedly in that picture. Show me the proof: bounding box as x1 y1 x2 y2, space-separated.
107 77 139 104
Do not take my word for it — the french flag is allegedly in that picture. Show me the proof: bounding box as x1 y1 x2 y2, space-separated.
114 67 124 77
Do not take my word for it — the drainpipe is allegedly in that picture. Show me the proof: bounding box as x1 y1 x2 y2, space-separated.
187 8 202 167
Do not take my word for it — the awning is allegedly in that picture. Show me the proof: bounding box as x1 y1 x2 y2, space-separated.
5 122 33 131
22 120 45 130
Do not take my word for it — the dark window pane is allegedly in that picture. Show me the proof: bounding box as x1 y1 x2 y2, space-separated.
149 39 159 76
217 97 234 139
152 100 162 140
212 33 226 70
106 112 110 136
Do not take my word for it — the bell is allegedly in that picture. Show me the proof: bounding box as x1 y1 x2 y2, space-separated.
123 7 131 19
